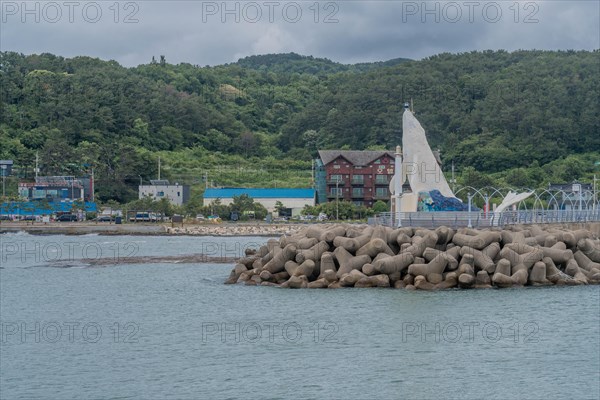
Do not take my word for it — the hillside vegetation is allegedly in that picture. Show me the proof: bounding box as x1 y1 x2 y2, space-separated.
1 50 598 203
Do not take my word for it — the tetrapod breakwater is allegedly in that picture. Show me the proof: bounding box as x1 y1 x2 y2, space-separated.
225 224 600 289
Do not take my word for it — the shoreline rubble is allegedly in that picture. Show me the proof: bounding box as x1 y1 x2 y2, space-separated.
225 224 600 289
166 224 304 236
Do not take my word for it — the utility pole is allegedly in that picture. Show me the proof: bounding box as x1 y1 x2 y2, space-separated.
35 152 39 179
91 167 95 202
158 157 161 180
394 145 403 227
336 179 339 221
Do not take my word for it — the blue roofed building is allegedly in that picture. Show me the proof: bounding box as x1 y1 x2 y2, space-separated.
0 200 97 218
203 188 316 214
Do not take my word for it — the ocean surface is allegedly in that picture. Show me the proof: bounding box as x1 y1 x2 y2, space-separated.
1 232 599 400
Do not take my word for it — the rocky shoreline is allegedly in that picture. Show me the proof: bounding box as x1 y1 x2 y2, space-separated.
1 222 303 236
225 224 600 289
165 224 305 236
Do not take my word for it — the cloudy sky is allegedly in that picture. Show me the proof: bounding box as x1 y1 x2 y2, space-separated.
1 1 598 66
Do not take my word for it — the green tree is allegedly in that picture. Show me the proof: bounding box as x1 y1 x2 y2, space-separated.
231 194 254 213
459 166 495 188
155 198 174 218
372 200 389 213
274 200 285 214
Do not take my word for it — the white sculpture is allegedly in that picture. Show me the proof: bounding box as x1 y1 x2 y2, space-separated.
391 109 458 212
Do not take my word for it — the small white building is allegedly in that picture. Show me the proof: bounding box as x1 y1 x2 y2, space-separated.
139 180 190 206
203 188 316 214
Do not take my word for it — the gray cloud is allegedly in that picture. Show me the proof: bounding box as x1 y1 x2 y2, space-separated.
1 0 598 66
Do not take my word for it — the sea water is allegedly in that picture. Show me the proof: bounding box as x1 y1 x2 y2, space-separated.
1 233 599 399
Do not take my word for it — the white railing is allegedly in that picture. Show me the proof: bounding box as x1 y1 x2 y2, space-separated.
371 209 600 229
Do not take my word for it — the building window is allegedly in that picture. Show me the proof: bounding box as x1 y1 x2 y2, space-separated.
177 192 180 196
353 201 363 206
330 187 342 196
374 159 381 164
351 174 364 184
157 191 164 197
376 187 388 197
352 188 364 197
375 175 389 184
330 174 343 182
333 165 340 169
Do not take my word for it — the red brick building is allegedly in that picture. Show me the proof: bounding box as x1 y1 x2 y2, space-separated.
316 150 396 207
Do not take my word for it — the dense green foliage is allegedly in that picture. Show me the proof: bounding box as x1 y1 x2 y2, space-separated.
1 50 598 204
302 201 375 220
234 53 410 75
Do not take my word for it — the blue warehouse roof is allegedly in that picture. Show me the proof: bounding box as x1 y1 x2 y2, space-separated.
204 188 315 199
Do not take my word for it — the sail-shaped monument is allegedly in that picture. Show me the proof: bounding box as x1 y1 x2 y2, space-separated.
392 108 473 212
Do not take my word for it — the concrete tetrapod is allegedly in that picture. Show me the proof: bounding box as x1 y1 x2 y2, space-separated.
224 223 599 290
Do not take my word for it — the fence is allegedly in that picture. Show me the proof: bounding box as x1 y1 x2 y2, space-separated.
371 209 600 229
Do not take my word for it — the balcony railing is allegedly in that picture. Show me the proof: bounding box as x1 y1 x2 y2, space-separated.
351 191 365 198
351 179 365 185
327 179 345 185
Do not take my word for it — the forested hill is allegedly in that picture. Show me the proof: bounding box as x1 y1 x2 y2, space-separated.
1 50 599 202
234 53 411 74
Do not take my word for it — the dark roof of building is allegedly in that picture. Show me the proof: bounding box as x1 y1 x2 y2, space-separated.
318 150 395 166
204 188 315 199
150 179 170 185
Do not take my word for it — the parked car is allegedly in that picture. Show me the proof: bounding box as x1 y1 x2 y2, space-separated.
57 214 78 222
96 215 113 222
129 212 158 222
